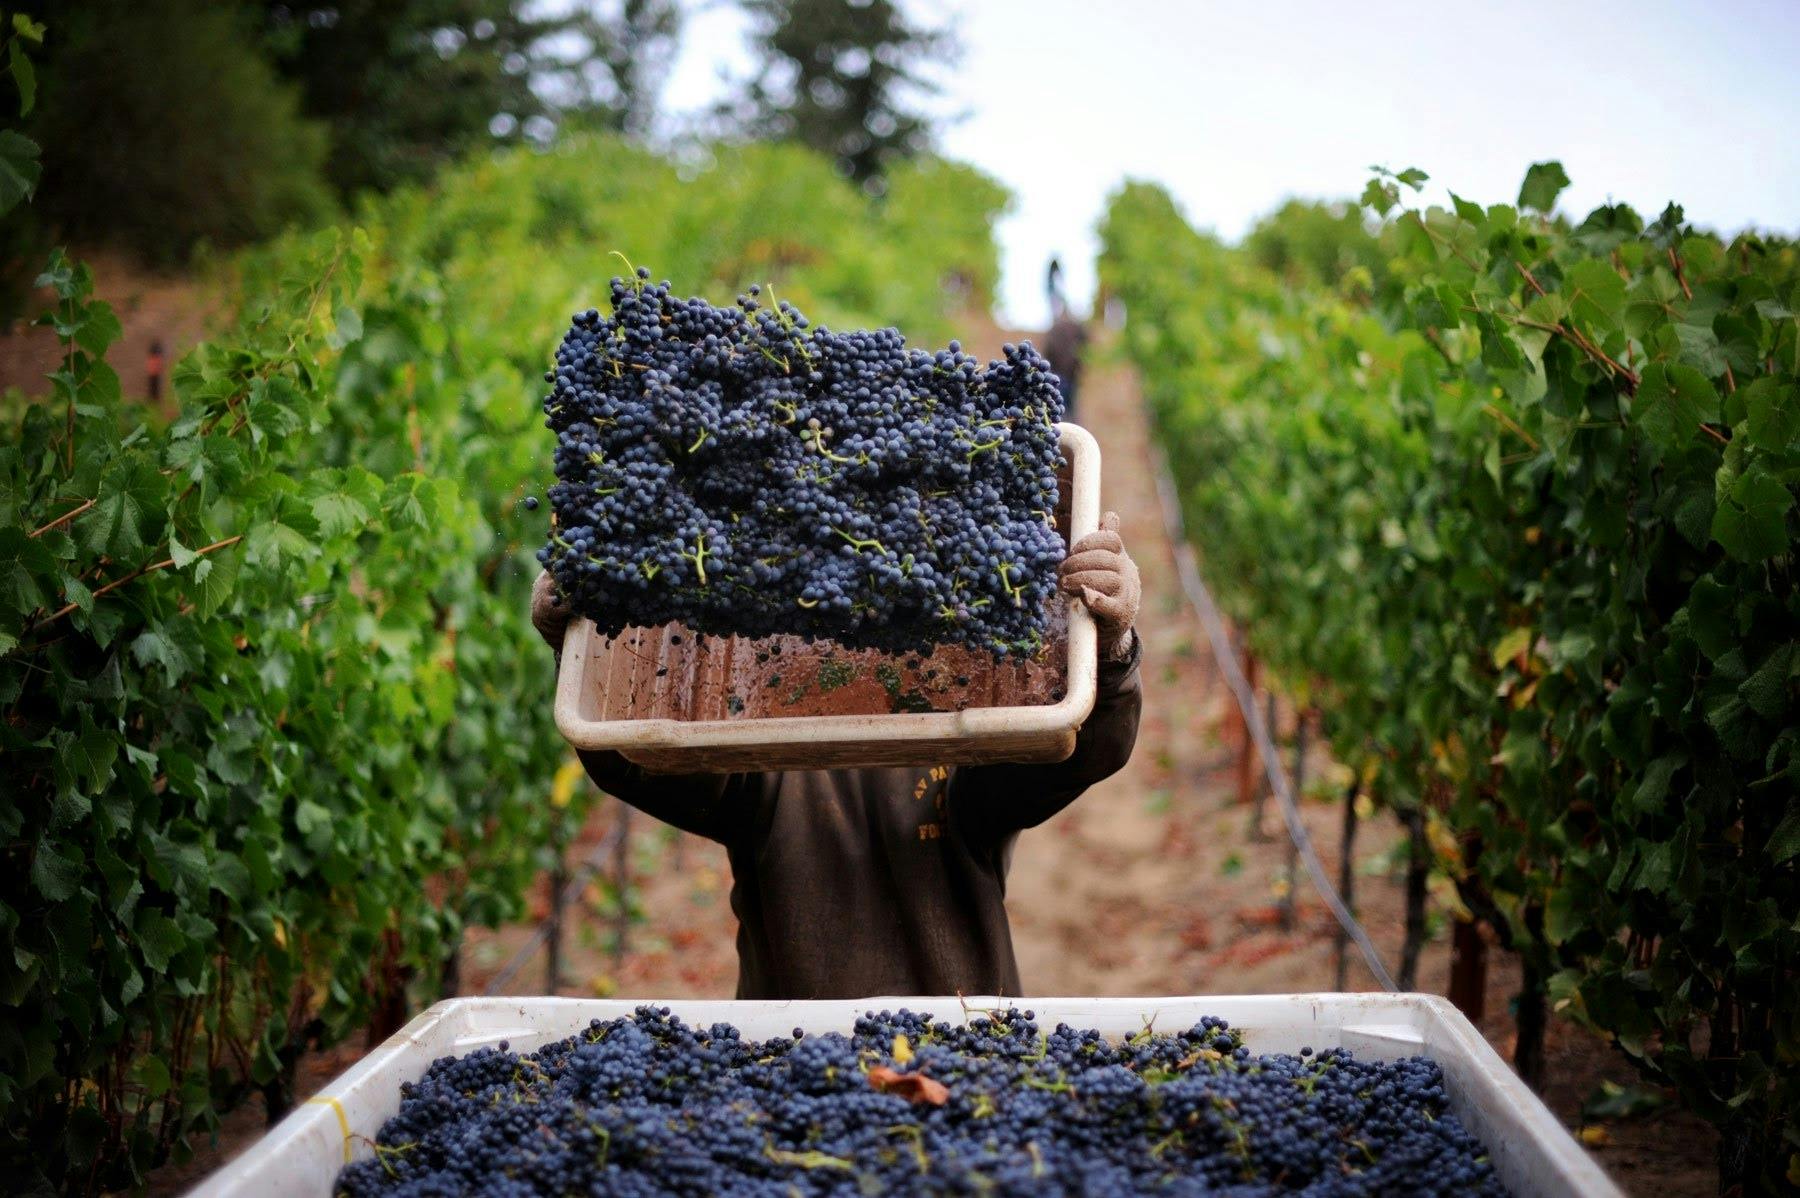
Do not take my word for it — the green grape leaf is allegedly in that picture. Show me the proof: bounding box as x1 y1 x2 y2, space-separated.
1518 161 1571 213
135 911 186 972
0 128 40 215
1669 485 1715 549
310 491 371 540
169 535 200 570
1770 810 1800 865
54 713 119 797
1633 362 1716 450
209 853 252 902
1629 755 1685 816
1711 466 1793 561
1683 579 1736 661
10 38 36 115
1674 321 1727 376
246 521 317 567
1740 643 1794 721
78 461 167 559
59 572 94 614
1491 626 1533 669
326 304 363 350
133 1054 171 1100
74 301 123 357
194 541 242 617
30 839 83 903
1564 260 1626 331
130 627 200 686
0 525 55 614
1743 377 1799 450
1361 177 1398 216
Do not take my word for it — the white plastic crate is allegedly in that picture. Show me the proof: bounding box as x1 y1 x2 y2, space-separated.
190 993 1620 1197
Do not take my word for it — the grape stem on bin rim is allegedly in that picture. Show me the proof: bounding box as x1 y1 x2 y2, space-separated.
1149 444 1399 993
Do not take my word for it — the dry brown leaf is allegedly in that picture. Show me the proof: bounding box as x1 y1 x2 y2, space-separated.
867 1065 949 1106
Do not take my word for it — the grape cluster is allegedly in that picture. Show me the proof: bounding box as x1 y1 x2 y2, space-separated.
535 269 1067 656
337 1007 1509 1197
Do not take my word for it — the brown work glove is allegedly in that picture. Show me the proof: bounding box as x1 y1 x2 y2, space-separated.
1058 511 1140 660
531 571 571 651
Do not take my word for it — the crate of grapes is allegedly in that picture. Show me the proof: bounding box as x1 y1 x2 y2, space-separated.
192 992 1620 1197
550 421 1102 774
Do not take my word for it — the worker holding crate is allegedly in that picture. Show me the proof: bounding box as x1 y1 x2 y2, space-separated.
530 514 1142 1001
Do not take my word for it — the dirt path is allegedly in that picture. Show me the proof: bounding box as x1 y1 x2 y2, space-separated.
0 248 218 414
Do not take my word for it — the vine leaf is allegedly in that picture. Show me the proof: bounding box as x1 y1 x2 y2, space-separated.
1770 810 1800 866
0 526 55 614
78 462 166 559
131 626 200 686
1743 377 1799 450
1564 260 1626 331
1739 643 1795 721
1518 161 1571 213
311 490 372 539
170 535 200 570
30 839 83 903
0 128 39 215
1710 467 1793 561
1490 626 1532 669
194 543 242 617
135 912 186 973
1632 362 1715 450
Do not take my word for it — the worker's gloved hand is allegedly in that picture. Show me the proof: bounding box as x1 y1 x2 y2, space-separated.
1058 511 1141 660
531 571 571 651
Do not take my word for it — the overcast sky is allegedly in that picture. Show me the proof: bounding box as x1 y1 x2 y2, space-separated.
659 0 1800 329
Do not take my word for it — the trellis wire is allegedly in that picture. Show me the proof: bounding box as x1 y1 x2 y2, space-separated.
483 803 633 997
1149 445 1400 992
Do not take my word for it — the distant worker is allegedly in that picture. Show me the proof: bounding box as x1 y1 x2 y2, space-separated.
146 338 165 403
1041 300 1090 423
1046 257 1065 314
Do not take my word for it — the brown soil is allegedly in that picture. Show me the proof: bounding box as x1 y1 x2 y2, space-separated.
0 248 219 416
144 323 1713 1196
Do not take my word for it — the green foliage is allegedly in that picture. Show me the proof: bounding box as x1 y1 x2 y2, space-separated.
1102 168 1799 1191
0 237 439 1193
0 9 44 216
722 0 957 190
330 135 1011 355
24 0 332 263
1243 198 1384 291
1 133 1006 1192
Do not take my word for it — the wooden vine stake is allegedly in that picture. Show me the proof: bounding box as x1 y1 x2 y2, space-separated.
611 805 634 964
1277 713 1306 931
1447 917 1487 1023
1234 646 1261 807
1332 780 1359 991
1398 809 1428 991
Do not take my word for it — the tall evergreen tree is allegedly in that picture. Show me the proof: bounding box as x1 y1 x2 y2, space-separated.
24 0 333 263
261 1 681 197
723 0 957 191
567 0 682 141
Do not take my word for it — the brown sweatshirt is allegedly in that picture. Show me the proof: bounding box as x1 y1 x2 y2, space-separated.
576 637 1142 1000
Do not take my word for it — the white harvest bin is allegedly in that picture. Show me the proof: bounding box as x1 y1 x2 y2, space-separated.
190 993 1620 1198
